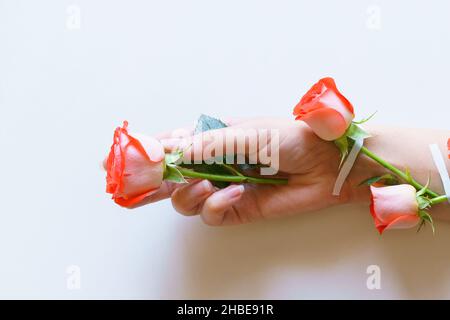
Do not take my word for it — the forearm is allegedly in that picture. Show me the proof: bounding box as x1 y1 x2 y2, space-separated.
348 125 450 220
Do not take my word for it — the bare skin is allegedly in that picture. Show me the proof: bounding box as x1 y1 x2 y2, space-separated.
131 118 450 226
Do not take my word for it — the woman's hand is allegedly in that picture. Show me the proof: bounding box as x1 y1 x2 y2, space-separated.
133 118 373 226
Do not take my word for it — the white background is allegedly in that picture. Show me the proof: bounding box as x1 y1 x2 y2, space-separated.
1 0 450 299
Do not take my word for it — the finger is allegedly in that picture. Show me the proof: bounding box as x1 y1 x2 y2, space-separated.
180 126 275 165
154 125 195 141
200 184 245 226
221 117 247 126
155 118 246 141
156 118 249 152
171 180 215 216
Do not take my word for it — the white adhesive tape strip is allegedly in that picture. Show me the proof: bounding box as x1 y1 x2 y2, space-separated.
429 143 450 203
333 138 364 196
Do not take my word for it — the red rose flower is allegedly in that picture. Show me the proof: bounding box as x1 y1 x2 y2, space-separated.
293 77 355 141
106 121 165 207
370 184 420 234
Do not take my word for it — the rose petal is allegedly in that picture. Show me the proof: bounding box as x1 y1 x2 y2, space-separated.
114 188 160 208
130 132 165 163
300 107 348 141
384 215 420 232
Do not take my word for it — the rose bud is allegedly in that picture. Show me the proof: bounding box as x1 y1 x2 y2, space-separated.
370 184 420 234
105 121 165 208
293 77 355 141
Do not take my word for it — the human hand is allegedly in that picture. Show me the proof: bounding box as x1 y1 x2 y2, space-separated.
132 117 370 226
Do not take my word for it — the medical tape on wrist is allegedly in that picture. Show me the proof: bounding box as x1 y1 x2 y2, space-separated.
429 143 450 203
332 137 364 196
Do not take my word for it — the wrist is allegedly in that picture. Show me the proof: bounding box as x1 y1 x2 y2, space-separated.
343 126 449 205
343 127 399 204
344 145 386 205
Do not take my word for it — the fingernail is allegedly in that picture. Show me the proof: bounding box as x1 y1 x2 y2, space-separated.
199 180 212 194
223 184 245 199
189 179 212 197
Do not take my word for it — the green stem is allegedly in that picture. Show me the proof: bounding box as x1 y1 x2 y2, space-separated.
221 163 244 177
360 146 439 198
430 195 448 205
176 167 288 185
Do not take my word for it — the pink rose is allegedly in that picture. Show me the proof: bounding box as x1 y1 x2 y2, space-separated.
293 77 355 141
106 121 165 208
370 184 420 234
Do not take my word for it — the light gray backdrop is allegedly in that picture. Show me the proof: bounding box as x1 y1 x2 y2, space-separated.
1 0 449 299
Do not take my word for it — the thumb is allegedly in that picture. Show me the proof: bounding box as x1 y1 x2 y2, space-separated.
200 184 245 226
